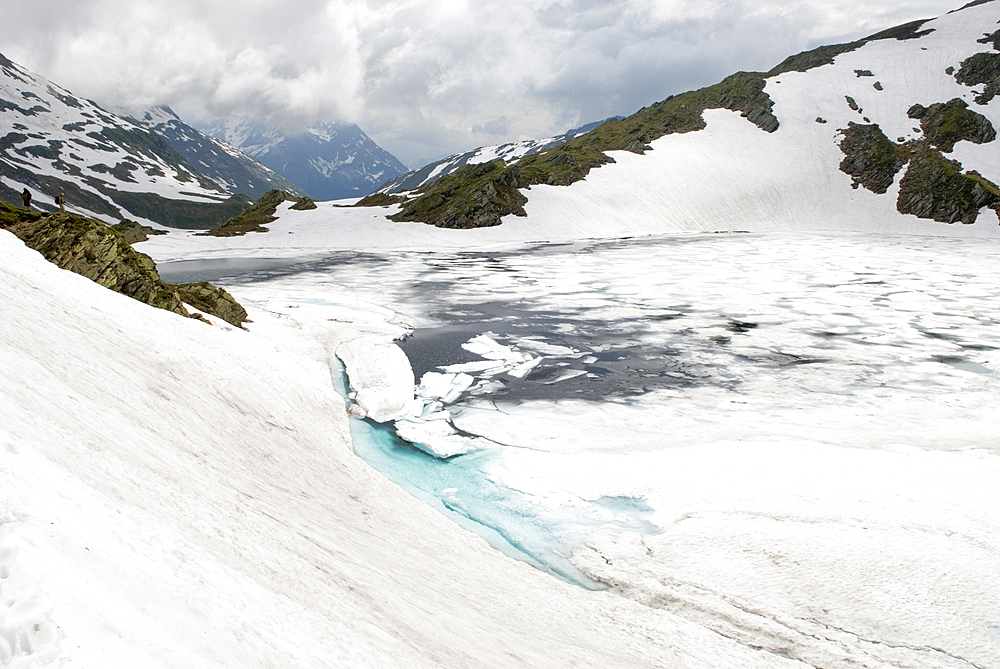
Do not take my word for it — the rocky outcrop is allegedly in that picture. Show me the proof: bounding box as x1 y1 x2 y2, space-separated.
112 219 168 245
383 71 779 229
389 160 527 229
5 209 190 316
1 201 248 324
955 51 1000 104
171 282 248 327
907 98 996 152
896 148 1000 224
836 96 1000 225
202 189 315 237
837 123 908 193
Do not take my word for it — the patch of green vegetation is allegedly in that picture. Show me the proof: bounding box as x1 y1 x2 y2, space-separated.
954 51 1000 104
0 199 43 228
897 146 1000 224
389 71 778 228
837 123 909 194
202 189 312 236
907 98 996 152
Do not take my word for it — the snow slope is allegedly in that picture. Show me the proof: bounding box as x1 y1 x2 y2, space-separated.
0 229 798 668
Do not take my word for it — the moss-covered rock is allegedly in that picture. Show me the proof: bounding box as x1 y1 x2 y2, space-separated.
907 98 996 152
0 199 43 228
390 160 528 229
897 147 1000 224
6 210 190 316
289 196 318 211
170 282 248 327
837 123 909 194
954 51 1000 104
202 189 314 237
2 202 250 323
112 219 169 245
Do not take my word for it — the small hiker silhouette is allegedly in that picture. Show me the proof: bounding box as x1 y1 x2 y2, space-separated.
21 188 31 210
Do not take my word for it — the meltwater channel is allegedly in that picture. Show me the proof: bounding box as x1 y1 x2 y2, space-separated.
159 231 1000 588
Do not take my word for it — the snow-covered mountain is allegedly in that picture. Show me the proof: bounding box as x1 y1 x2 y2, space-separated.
376 119 614 195
119 106 306 200
203 117 408 201
366 0 1000 234
0 54 249 229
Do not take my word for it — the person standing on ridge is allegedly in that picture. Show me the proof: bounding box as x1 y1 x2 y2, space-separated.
21 188 31 210
55 193 65 213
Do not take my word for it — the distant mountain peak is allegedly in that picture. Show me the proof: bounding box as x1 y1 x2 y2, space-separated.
203 116 408 201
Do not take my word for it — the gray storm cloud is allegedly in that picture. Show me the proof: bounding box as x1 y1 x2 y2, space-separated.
0 0 963 166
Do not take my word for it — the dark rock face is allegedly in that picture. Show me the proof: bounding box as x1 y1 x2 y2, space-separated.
906 98 996 152
838 123 908 194
836 99 1000 225
171 282 248 327
897 148 1000 224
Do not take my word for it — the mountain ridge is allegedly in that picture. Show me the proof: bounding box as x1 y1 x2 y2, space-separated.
0 53 251 229
359 0 1000 232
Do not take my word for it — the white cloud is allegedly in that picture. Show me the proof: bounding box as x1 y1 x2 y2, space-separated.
0 0 967 165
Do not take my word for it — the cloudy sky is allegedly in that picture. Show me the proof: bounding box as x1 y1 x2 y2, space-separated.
1 0 966 167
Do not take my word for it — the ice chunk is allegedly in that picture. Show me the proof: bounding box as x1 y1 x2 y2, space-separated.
417 371 476 404
336 337 415 422
462 333 530 363
394 416 487 458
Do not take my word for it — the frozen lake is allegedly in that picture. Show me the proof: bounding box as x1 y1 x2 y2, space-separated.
162 231 1000 664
